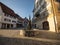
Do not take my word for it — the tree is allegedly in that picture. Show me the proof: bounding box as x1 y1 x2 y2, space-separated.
28 15 32 30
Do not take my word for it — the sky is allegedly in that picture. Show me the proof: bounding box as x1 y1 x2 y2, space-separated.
0 0 34 19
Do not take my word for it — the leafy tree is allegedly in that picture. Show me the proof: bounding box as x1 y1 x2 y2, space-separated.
28 15 32 30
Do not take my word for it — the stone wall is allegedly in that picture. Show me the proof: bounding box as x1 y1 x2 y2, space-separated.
0 37 60 45
0 30 20 37
25 30 60 40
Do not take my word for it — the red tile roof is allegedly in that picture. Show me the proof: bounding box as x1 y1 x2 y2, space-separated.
15 14 24 21
0 2 24 21
0 2 17 18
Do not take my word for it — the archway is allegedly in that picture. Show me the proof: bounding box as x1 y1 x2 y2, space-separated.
43 21 49 30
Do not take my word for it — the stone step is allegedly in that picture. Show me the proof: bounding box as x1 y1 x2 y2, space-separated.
0 37 60 45
25 30 60 40
21 37 60 43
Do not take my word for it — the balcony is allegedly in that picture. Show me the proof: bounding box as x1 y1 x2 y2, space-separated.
32 14 41 23
33 0 45 15
17 21 22 24
34 12 41 19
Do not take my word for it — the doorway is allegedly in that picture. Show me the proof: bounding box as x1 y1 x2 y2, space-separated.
43 21 49 30
7 24 10 29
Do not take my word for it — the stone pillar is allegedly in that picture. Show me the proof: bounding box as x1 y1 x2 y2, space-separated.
6 24 7 29
10 24 11 29
13 24 16 28
20 30 25 37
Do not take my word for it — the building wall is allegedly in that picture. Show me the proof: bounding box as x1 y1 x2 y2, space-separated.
0 2 24 29
34 14 56 32
47 14 55 32
0 6 3 22
35 19 47 29
46 0 56 32
0 5 18 28
33 0 56 32
52 0 60 31
1 15 17 24
1 13 17 28
0 6 3 28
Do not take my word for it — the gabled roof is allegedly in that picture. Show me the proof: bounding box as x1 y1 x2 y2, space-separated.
15 14 24 21
0 2 24 21
0 2 16 17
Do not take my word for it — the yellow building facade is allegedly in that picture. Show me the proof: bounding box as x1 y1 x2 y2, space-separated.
33 0 60 33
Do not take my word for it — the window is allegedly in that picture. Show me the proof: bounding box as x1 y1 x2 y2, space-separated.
4 18 7 21
17 21 22 23
35 13 40 17
11 24 13 28
9 19 11 22
4 13 16 19
12 20 16 23
4 13 6 16
4 13 9 17
4 18 11 22
42 2 46 9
